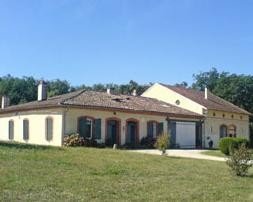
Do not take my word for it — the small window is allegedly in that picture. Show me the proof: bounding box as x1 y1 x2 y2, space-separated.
240 116 243 120
23 119 29 140
213 112 216 117
175 100 180 105
46 117 53 141
222 114 225 118
8 120 14 140
231 114 234 119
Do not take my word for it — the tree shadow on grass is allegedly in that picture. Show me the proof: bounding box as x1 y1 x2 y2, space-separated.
0 141 63 150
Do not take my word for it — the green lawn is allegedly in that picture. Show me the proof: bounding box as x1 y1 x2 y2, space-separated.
201 150 227 158
0 142 253 202
202 149 253 158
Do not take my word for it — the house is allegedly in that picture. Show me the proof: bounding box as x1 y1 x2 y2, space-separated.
0 81 203 147
142 83 251 148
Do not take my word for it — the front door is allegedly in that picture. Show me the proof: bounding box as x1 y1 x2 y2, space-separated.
126 121 137 145
107 120 119 145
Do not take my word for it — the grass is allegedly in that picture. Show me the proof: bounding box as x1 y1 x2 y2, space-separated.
201 150 227 158
202 149 253 158
0 142 253 201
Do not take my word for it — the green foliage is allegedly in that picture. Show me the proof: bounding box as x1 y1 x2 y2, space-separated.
47 79 71 97
226 144 253 176
219 137 249 155
155 133 170 154
192 67 221 91
140 136 156 149
219 137 235 155
0 75 149 105
63 133 97 147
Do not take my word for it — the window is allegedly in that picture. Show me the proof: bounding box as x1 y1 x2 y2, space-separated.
78 117 101 139
147 121 158 138
220 125 227 138
78 117 93 138
23 119 29 140
147 121 164 138
46 117 53 141
8 120 14 140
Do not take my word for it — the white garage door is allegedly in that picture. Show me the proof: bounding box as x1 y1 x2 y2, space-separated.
176 122 196 148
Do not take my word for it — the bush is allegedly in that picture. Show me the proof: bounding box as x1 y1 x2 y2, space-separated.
63 133 97 147
219 137 249 155
219 137 235 155
154 133 170 155
140 136 156 149
226 144 253 176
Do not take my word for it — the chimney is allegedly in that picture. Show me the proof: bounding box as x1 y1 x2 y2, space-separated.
1 96 10 109
38 80 47 101
205 87 208 100
107 88 111 95
132 89 137 96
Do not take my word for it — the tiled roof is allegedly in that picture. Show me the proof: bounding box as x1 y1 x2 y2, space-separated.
0 90 203 119
161 84 251 115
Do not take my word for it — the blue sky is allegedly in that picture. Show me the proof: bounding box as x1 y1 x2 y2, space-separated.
0 0 253 86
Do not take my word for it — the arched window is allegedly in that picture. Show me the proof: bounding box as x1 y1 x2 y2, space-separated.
23 119 29 140
8 120 14 140
46 117 53 141
228 125 236 137
220 125 227 138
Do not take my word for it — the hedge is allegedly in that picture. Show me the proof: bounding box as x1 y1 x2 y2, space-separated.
219 137 249 155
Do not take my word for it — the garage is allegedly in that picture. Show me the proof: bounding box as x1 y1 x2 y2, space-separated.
171 121 196 148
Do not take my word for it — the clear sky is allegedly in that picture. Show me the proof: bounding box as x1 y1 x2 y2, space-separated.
0 0 253 86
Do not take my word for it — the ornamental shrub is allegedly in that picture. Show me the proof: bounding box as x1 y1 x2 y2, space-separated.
140 136 156 149
226 144 252 176
219 137 249 155
219 137 235 155
63 133 97 147
155 132 170 155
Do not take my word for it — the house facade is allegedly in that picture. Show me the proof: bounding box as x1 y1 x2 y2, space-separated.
0 82 203 147
142 83 251 148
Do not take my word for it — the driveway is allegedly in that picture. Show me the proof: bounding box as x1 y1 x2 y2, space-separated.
132 149 226 161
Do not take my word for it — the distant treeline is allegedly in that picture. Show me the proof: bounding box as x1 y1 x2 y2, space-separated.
1 68 253 115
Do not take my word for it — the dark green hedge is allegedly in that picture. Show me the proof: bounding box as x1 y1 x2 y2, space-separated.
219 137 249 155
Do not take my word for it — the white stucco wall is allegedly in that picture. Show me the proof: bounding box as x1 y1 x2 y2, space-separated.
0 109 63 146
142 83 206 115
64 108 168 145
204 110 249 148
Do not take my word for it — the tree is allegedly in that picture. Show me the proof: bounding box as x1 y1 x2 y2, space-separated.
192 67 221 91
47 79 71 97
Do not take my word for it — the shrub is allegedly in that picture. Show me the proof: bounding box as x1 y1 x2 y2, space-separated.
219 137 235 155
219 137 249 155
63 133 97 147
226 144 253 176
140 136 156 149
155 132 170 155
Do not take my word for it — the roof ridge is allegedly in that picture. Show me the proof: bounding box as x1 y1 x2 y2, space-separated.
60 89 86 104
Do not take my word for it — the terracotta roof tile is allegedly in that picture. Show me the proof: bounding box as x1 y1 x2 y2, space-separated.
0 90 203 119
161 84 251 115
